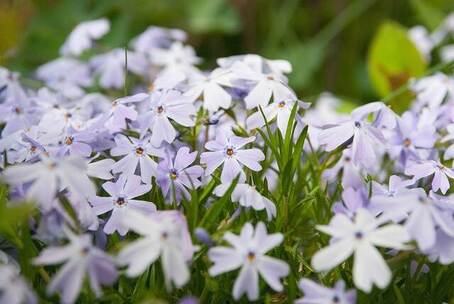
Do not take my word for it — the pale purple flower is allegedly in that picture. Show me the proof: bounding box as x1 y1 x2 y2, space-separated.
318 102 390 170
3 155 96 206
312 208 411 292
371 189 454 251
0 94 36 137
405 160 454 194
50 128 93 157
156 147 203 202
408 26 434 60
89 174 156 235
110 134 163 183
246 98 310 135
441 124 454 159
425 229 454 265
296 279 356 304
86 158 115 180
208 222 289 301
0 264 37 304
117 210 196 289
200 133 265 183
33 230 118 304
104 94 146 133
60 18 110 56
411 73 454 109
137 89 196 146
214 183 276 220
131 26 186 53
322 148 364 189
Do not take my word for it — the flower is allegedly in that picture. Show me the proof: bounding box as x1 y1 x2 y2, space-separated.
246 98 310 135
110 134 163 183
208 222 289 301
33 229 118 304
117 210 196 289
0 264 37 304
311 208 411 292
89 174 156 235
214 183 276 220
156 147 203 202
3 155 96 207
411 73 454 109
200 133 265 183
332 187 369 218
131 26 186 54
296 279 356 304
137 89 196 146
405 160 454 194
60 18 110 56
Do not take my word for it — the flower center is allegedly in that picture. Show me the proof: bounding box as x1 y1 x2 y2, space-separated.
169 169 178 180
332 295 340 303
266 75 274 80
161 231 168 240
403 138 411 147
30 145 37 152
135 147 144 155
156 106 164 114
80 246 90 255
247 251 256 262
65 136 74 145
355 231 364 239
115 197 127 206
14 107 21 114
354 121 361 128
278 101 286 108
344 156 351 162
226 148 234 156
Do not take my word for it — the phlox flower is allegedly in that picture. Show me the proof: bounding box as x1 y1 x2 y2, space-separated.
137 89 196 146
332 187 369 218
200 133 264 183
3 155 96 207
311 208 411 292
322 148 364 189
131 26 186 53
156 147 203 202
0 264 37 304
33 230 118 304
405 160 454 194
103 93 146 133
117 210 196 289
89 174 156 235
110 134 163 183
60 18 110 56
214 182 276 220
296 279 356 304
411 73 454 109
208 222 289 301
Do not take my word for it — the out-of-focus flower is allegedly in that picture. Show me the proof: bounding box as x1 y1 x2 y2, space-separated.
405 160 454 194
201 133 264 183
156 147 203 202
296 279 356 304
60 18 110 56
411 73 454 109
150 42 201 79
89 174 156 235
208 222 289 301
34 230 118 304
312 208 411 292
408 26 434 60
332 187 369 218
322 148 364 189
131 26 186 53
0 264 37 304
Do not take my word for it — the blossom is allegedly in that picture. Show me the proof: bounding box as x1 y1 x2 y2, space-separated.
104 94 145 133
137 89 196 146
3 155 96 206
0 264 37 304
110 134 163 183
296 279 356 304
184 68 233 112
208 222 289 301
200 133 265 183
214 182 276 220
332 187 369 218
89 174 156 235
131 26 186 53
405 160 454 194
117 210 196 289
246 98 310 135
312 208 411 292
322 148 364 189
156 147 203 202
411 73 454 109
33 230 118 304
370 189 454 251
60 18 110 56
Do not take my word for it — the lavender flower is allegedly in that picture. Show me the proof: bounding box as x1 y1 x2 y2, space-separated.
296 279 356 304
89 174 156 235
0 264 37 304
405 160 454 194
208 222 289 301
200 133 265 183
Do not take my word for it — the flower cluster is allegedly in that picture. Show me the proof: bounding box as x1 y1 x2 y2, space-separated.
0 13 454 304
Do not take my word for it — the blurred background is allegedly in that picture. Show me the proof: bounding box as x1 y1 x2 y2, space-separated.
1 0 454 105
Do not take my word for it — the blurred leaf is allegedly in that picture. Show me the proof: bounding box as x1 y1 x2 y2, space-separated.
187 0 240 34
367 21 426 110
410 0 445 30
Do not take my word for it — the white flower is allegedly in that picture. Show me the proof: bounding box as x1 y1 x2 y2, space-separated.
60 18 110 56
184 68 232 112
0 264 37 304
311 208 411 293
214 183 276 220
117 210 196 289
208 222 289 301
3 155 96 207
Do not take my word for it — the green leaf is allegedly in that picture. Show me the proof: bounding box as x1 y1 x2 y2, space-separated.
367 21 427 110
187 0 240 34
410 0 445 31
